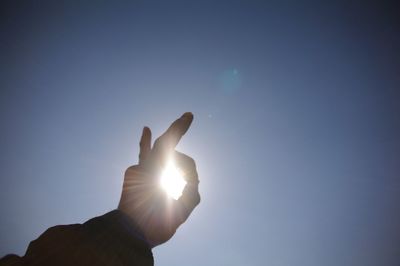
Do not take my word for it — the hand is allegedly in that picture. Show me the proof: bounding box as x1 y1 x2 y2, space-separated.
118 112 200 247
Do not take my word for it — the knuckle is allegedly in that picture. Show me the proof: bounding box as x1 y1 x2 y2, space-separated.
185 156 196 168
124 165 137 176
193 191 201 206
188 156 195 165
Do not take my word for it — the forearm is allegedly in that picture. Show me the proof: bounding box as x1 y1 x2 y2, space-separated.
0 211 153 266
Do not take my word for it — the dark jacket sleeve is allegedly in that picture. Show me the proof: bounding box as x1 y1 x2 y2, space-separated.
0 210 154 266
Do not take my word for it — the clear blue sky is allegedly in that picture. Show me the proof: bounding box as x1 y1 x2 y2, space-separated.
1 1 399 265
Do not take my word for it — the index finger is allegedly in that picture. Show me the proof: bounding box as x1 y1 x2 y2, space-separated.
153 112 193 156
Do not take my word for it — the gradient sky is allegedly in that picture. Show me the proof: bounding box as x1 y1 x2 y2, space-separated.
1 1 399 265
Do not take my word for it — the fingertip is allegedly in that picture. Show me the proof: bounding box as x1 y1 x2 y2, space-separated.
139 126 152 163
140 126 152 146
180 112 194 130
143 126 152 139
181 112 193 121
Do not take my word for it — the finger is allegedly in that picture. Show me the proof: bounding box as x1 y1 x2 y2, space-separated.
173 151 198 184
174 151 200 219
153 112 193 160
139 126 152 164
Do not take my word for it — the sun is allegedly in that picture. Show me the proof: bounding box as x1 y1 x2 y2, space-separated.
160 160 187 200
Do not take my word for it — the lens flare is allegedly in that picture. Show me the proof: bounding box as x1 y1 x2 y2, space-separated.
160 160 186 200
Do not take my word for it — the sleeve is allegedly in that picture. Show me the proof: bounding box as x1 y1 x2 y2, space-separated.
0 210 154 266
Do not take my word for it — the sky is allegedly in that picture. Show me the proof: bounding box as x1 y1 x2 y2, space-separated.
1 1 399 265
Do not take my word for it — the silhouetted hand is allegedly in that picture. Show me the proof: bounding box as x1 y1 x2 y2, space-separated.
118 112 200 247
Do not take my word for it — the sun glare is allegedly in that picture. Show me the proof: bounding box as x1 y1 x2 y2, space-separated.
160 160 187 200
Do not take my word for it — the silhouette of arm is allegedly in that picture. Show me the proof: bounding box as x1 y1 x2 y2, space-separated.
0 210 153 266
1 113 200 266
